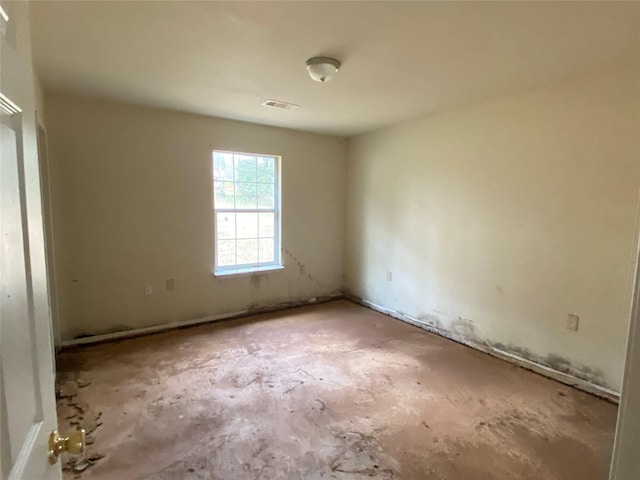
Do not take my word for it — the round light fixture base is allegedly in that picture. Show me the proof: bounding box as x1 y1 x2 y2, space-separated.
305 56 341 82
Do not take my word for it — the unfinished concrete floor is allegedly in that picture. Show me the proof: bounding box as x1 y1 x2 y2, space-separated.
55 300 617 480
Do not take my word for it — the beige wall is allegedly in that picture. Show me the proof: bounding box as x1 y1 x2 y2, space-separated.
346 61 640 392
45 94 347 340
33 71 45 124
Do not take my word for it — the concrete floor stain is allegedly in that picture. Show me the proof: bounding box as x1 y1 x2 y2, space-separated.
55 300 617 480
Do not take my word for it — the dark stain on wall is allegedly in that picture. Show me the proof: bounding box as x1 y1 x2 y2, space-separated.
489 342 608 389
249 274 263 290
416 313 443 330
450 317 479 342
283 248 304 272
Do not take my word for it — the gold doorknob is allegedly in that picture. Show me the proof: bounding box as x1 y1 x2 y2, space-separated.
48 427 85 464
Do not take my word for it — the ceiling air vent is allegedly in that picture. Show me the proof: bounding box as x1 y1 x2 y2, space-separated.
261 99 299 111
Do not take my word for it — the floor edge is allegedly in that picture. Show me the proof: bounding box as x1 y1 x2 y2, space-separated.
60 293 344 348
346 295 620 404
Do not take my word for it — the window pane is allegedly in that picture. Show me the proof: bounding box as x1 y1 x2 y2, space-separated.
258 212 274 237
234 155 257 182
236 183 257 209
216 213 235 240
257 157 275 183
237 239 258 264
217 240 236 266
257 183 274 209
213 151 280 271
214 181 234 209
236 212 258 239
213 152 234 181
259 238 274 263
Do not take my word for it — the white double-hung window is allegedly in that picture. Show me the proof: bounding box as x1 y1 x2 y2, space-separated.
213 150 282 275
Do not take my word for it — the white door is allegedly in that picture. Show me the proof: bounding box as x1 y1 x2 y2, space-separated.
1 2 61 479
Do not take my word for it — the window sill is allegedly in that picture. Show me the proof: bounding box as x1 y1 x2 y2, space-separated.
213 265 284 278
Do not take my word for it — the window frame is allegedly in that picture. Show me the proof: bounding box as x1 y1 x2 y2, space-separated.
212 149 283 276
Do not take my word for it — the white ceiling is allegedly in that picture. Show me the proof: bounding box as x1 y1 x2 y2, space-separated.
30 1 640 137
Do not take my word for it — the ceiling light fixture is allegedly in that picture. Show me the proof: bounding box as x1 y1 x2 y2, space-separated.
305 56 341 82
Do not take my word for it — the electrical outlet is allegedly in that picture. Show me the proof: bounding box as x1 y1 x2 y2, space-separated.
566 313 579 331
386 271 393 282
166 278 175 291
144 285 153 296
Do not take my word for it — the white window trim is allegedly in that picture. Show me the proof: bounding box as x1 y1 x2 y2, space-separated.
214 264 285 277
212 150 283 277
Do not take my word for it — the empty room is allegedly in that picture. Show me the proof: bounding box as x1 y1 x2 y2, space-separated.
2 1 640 479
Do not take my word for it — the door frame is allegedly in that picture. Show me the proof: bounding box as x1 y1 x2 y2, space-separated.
610 228 640 478
36 119 62 351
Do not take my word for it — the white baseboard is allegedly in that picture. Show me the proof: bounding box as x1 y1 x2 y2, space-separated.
61 293 343 348
353 297 620 403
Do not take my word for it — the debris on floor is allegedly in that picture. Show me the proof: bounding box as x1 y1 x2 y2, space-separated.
56 369 106 478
